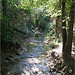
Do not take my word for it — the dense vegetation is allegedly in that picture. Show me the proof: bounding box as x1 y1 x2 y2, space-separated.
1 0 75 75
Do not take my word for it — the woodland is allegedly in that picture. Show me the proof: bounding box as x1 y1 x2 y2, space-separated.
1 0 75 75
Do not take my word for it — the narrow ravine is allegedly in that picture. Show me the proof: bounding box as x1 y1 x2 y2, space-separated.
2 36 53 75
2 36 64 75
3 35 74 75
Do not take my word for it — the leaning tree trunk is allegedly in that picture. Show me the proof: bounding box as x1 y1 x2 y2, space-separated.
63 0 74 65
62 0 67 55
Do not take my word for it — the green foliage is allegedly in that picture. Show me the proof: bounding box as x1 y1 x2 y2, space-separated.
2 0 68 45
45 0 61 17
0 0 2 20
51 41 56 49
1 0 34 43
46 23 56 36
36 7 51 31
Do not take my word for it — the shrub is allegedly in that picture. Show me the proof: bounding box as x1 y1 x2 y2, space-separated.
51 41 56 49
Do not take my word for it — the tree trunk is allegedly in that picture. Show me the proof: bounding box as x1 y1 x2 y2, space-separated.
62 0 67 54
56 16 59 38
56 16 61 38
63 0 74 65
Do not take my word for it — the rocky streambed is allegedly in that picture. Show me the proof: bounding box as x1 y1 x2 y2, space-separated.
1 36 74 75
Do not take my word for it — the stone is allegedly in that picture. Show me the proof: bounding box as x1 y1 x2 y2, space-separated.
32 67 39 73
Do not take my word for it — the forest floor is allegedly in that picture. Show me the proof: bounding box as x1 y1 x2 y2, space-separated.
44 39 75 75
50 43 62 54
48 42 75 54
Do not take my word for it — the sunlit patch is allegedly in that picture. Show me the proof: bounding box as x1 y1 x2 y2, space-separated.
26 58 41 64
28 42 37 45
31 67 39 72
52 43 62 54
22 70 30 75
21 73 25 75
8 72 10 74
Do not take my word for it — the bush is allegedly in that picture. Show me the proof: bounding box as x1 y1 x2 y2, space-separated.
50 41 58 49
51 41 56 49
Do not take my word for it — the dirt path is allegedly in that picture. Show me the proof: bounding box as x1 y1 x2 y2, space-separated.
52 43 62 54
51 42 75 54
